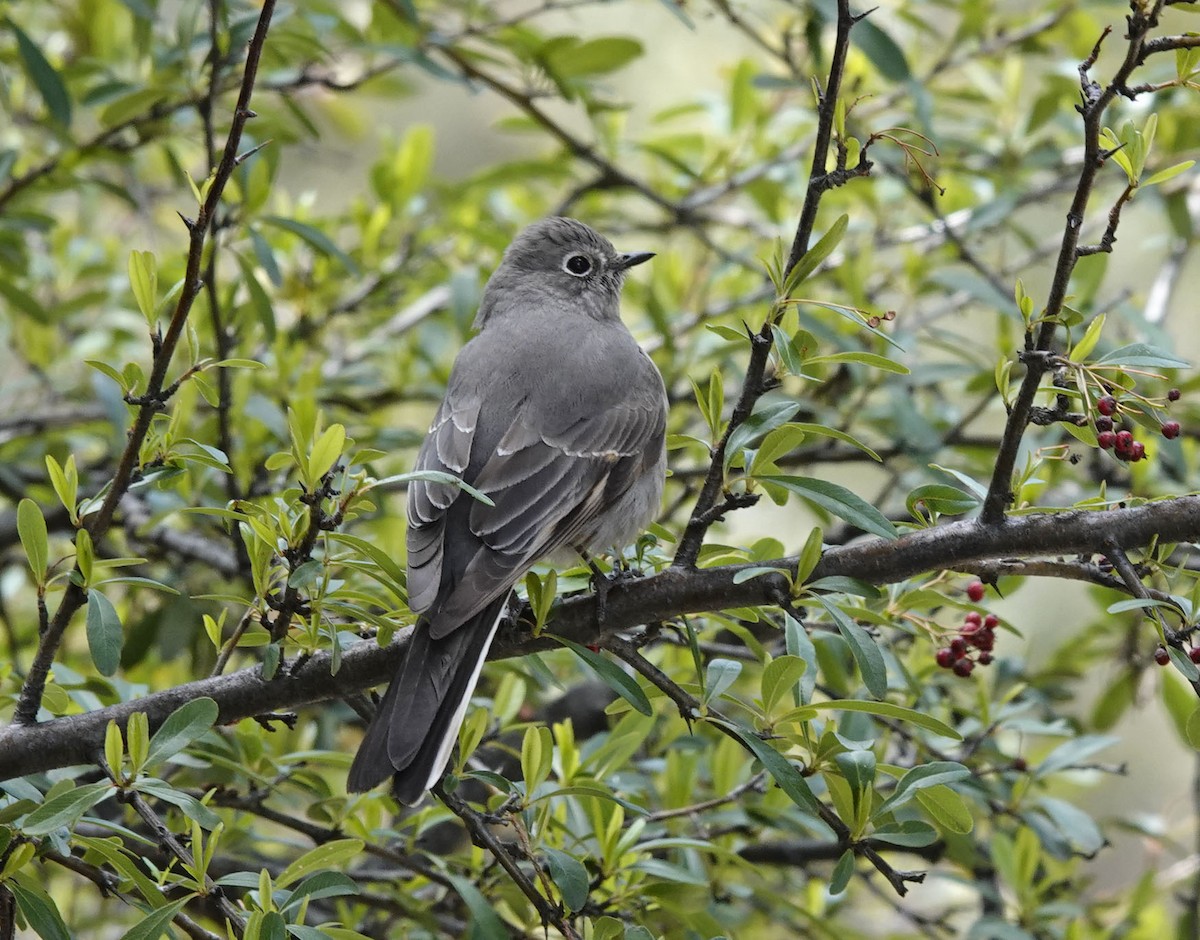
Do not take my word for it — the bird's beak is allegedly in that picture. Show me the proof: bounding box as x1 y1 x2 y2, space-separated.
617 251 655 270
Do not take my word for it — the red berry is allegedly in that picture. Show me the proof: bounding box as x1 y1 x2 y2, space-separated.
1162 421 1181 439
1129 441 1145 462
952 658 974 677
967 581 985 603
950 637 967 657
1154 646 1170 666
973 629 996 652
1097 396 1117 416
983 614 999 629
1168 388 1182 402
1190 647 1200 664
978 651 994 665
1097 431 1116 449
1115 430 1133 448
1095 415 1114 432
935 647 955 669
964 611 983 627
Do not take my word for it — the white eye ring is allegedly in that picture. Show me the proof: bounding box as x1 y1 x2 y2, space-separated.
563 253 593 276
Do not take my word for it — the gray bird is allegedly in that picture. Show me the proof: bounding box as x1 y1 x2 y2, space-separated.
347 217 667 803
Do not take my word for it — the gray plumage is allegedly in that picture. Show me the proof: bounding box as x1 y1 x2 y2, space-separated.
347 217 667 803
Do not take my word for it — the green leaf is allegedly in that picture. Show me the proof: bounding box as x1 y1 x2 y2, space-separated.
547 37 643 78
749 423 807 475
785 535 820 595
280 872 360 914
703 658 742 706
834 749 876 795
0 279 51 323
1186 707 1200 750
22 781 113 836
128 250 158 323
876 761 971 816
1038 796 1103 855
829 849 855 896
368 470 495 507
1143 159 1195 187
761 655 808 714
446 874 508 940
261 216 359 273
553 636 653 716
1106 597 1184 615
906 483 979 519
543 847 590 912
117 898 191 940
914 784 973 834
146 697 219 766
798 699 961 739
308 423 346 483
757 475 897 540
132 780 221 829
817 597 888 698
521 725 553 793
10 883 72 940
716 719 821 813
1034 735 1117 778
1069 313 1105 362
783 214 848 293
788 422 882 461
1095 343 1189 369
804 351 909 374
11 21 73 126
849 14 912 81
871 820 940 847
99 88 167 128
86 590 124 676
234 252 276 340
17 499 48 583
277 839 365 889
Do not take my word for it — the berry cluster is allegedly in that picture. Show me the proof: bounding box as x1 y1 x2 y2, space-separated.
1092 389 1184 463
935 582 998 678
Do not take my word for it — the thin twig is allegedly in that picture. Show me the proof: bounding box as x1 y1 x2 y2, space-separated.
434 781 578 939
673 0 867 568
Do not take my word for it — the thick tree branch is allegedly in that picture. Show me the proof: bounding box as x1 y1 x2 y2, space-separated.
4 496 1198 782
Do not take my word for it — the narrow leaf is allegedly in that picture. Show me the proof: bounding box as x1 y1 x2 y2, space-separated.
817 597 888 698
554 636 653 716
758 475 897 540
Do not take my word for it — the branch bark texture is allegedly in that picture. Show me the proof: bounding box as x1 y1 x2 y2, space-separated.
3 496 1196 782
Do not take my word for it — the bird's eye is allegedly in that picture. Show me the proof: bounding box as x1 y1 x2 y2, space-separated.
563 254 592 276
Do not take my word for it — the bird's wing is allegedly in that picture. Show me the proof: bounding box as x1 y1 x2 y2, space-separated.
405 393 482 614
424 390 665 637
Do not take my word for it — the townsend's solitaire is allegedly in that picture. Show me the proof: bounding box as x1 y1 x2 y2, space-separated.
347 217 667 802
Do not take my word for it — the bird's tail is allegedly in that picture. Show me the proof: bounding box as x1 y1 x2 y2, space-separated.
346 594 508 803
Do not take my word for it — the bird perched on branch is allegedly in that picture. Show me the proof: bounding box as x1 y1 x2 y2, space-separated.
347 217 667 803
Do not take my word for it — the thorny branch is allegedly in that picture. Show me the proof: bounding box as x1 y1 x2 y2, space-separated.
674 0 870 568
981 0 1172 523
